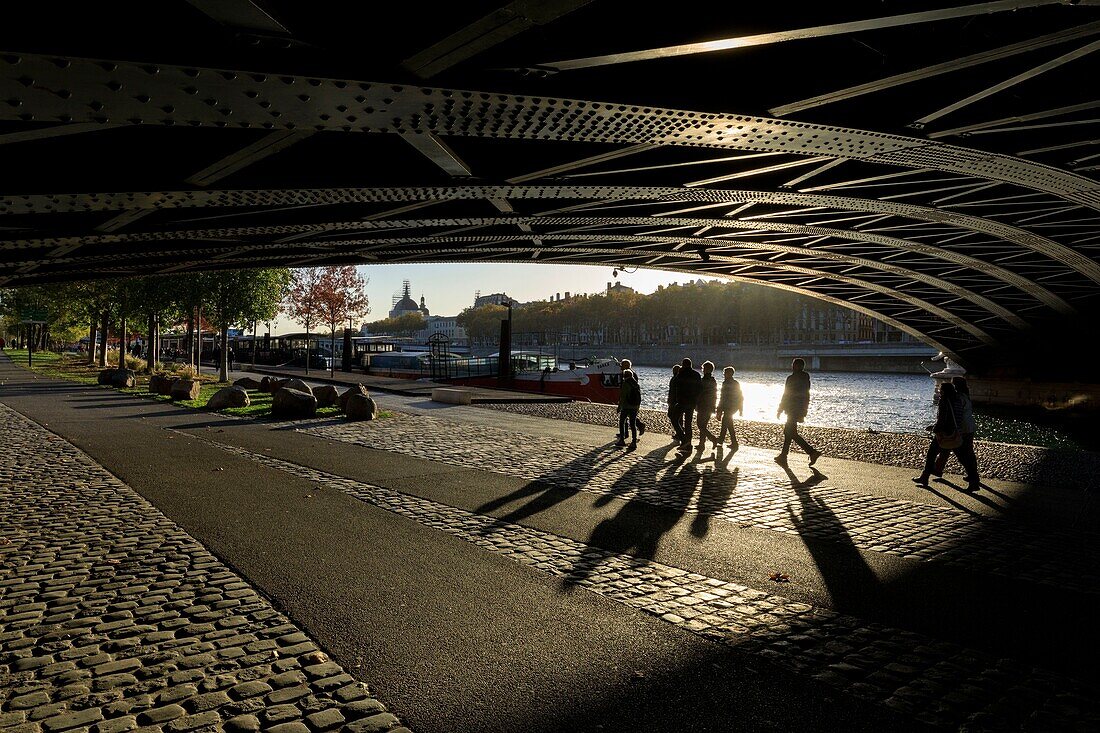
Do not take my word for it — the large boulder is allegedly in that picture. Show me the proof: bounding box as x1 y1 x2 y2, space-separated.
338 384 370 412
345 393 378 421
149 374 172 395
283 378 313 395
207 386 250 410
97 369 113 385
314 384 340 408
233 376 262 390
260 376 290 393
110 369 137 389
170 379 202 401
271 387 317 418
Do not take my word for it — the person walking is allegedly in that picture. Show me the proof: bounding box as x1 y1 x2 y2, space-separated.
914 381 968 488
927 377 981 490
673 357 702 455
618 359 646 440
617 369 642 451
716 366 743 454
696 361 719 451
667 364 683 444
775 358 822 466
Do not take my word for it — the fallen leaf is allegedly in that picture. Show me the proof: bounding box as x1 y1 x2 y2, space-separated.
769 572 790 583
0 537 11 546
303 651 328 664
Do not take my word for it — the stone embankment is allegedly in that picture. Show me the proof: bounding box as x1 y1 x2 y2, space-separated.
479 402 1099 489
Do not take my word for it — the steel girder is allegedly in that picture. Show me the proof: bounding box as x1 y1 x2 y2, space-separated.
1 3 1098 371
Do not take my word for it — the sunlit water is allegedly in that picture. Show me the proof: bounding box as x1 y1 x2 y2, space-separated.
630 366 1087 450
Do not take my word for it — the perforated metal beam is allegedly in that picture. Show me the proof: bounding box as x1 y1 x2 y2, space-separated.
1 52 1098 209
2 184 1092 287
3 215 1066 316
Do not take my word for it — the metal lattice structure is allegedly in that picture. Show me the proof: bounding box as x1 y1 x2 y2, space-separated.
2 1 1099 369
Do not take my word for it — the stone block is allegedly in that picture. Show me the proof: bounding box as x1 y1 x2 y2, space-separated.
271 388 317 419
313 385 339 408
206 386 250 411
169 380 201 402
232 377 262 390
337 384 369 412
223 715 260 733
109 369 137 389
283 379 313 395
344 394 377 421
431 387 472 405
149 374 173 395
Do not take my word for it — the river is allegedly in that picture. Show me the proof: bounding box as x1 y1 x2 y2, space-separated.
630 366 1089 450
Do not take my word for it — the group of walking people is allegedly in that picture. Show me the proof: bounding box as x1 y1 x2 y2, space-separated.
616 357 823 466
617 357 982 490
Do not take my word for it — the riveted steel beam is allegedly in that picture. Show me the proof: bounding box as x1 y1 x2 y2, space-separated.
1 52 1098 208
5 215 1066 315
541 1 1094 70
2 184 1092 286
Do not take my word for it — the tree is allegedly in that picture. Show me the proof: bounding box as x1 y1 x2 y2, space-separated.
204 268 291 382
283 268 326 375
314 266 370 377
364 312 425 338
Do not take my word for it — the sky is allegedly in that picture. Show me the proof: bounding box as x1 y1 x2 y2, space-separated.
269 263 720 334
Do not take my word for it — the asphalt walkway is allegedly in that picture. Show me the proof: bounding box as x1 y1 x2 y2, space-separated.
1 357 1096 732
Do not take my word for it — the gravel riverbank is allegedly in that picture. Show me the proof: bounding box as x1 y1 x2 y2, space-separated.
479 402 1100 490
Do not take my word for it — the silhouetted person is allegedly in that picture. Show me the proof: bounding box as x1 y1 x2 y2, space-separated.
618 359 646 441
776 358 821 466
673 357 702 455
696 361 719 451
617 369 642 451
914 381 970 489
716 366 743 455
667 364 682 444
928 377 981 491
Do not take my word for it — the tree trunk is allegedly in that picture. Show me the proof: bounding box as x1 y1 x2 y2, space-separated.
304 326 310 375
330 319 336 378
185 310 195 371
87 318 97 365
117 314 127 370
195 305 202 374
98 310 110 368
219 321 230 382
251 319 257 370
147 312 156 372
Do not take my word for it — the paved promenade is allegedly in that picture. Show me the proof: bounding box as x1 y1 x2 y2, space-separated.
1 358 1097 732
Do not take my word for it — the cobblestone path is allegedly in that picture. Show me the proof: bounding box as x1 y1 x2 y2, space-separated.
184 429 1099 732
0 404 409 733
477 401 1100 489
301 416 1098 594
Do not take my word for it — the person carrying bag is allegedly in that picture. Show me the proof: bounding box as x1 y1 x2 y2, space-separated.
914 382 963 486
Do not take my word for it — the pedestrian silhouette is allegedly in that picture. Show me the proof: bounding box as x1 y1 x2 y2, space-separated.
775 358 822 466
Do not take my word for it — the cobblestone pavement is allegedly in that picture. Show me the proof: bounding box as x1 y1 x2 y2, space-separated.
0 404 410 733
300 415 1098 595
182 429 1099 732
477 402 1100 490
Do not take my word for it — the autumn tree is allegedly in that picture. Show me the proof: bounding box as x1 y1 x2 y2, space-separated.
364 312 425 338
283 268 326 374
310 266 370 376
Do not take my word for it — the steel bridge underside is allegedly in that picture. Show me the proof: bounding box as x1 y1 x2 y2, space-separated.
2 1 1099 374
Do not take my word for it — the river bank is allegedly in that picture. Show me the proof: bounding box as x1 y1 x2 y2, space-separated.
478 401 1100 491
